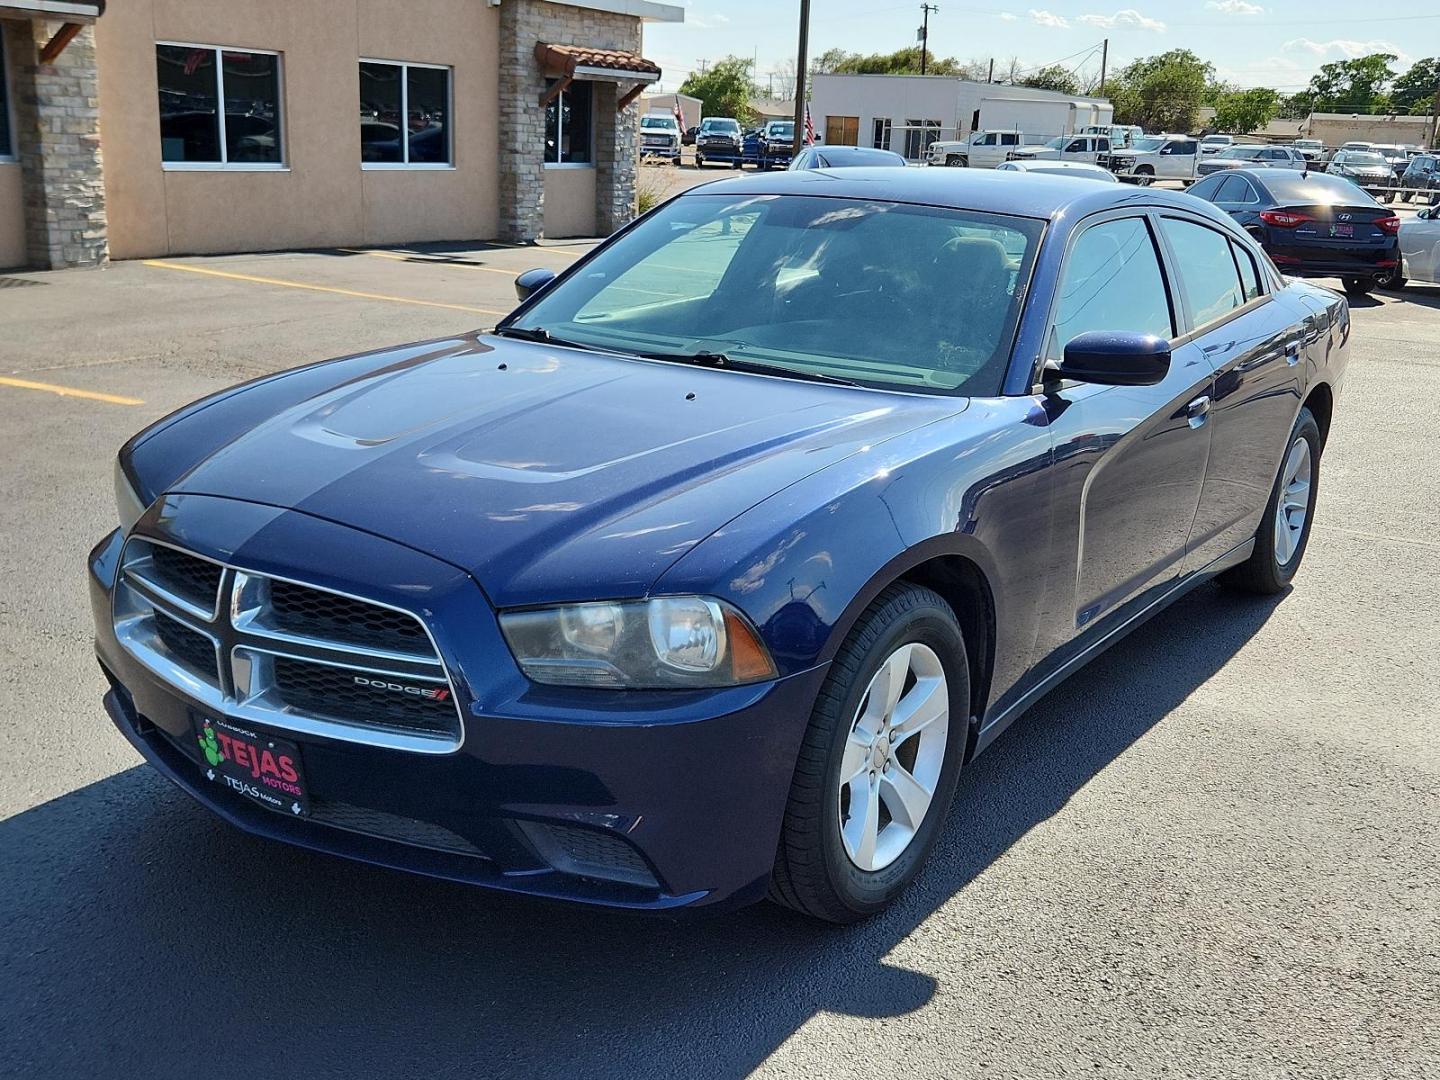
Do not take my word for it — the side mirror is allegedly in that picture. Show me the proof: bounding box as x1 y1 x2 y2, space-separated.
1054 331 1171 386
514 267 557 302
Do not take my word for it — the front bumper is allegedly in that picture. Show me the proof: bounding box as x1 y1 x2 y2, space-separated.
696 141 741 162
88 504 826 914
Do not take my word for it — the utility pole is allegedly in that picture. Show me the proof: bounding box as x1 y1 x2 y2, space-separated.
792 0 811 155
1098 38 1108 97
987 57 994 84
919 4 939 77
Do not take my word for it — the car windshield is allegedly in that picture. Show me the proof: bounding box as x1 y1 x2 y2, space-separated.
769 123 794 139
702 120 739 133
1133 137 1166 152
1263 173 1381 206
641 117 675 129
1203 136 1230 144
1220 147 1264 159
1042 137 1064 149
508 194 1044 396
1346 152 1387 166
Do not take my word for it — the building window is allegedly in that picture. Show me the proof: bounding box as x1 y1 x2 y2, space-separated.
156 43 284 168
825 115 858 146
871 118 892 152
904 120 941 160
545 80 594 165
360 60 452 167
0 24 13 161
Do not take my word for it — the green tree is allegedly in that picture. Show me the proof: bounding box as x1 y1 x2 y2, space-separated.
1109 49 1214 133
832 47 965 76
1392 57 1440 114
679 57 757 124
1278 90 1315 119
1212 88 1280 134
1308 53 1397 113
809 48 852 75
1019 65 1080 95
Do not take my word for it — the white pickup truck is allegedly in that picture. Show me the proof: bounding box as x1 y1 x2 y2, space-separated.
1006 134 1111 165
927 130 1048 169
1102 135 1202 185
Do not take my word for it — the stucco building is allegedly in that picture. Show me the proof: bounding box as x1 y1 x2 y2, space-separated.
0 0 681 270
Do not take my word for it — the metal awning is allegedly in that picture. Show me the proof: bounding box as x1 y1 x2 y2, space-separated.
534 42 661 111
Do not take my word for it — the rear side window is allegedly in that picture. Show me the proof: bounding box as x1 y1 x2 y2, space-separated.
1159 218 1244 327
1215 175 1258 203
1231 241 1262 301
1050 217 1174 356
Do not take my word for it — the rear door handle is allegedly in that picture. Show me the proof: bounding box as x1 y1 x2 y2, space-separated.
1186 395 1212 428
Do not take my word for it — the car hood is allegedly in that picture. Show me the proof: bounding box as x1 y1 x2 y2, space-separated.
170 335 964 607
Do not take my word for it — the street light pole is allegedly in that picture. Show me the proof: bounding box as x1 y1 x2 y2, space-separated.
792 0 811 155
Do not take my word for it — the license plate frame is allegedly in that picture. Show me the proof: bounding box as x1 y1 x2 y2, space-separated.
191 713 311 818
1331 223 1355 239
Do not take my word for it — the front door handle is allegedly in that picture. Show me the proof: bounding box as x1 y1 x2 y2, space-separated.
1186 395 1212 428
1284 338 1303 365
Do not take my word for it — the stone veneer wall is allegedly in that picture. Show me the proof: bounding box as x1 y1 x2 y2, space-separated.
497 0 642 242
4 20 107 269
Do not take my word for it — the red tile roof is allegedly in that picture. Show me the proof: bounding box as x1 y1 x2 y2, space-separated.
534 42 661 79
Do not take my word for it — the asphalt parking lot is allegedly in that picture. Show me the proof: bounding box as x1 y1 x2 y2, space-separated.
2 235 1437 1079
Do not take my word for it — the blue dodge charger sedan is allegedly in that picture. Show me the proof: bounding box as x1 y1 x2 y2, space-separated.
89 169 1348 922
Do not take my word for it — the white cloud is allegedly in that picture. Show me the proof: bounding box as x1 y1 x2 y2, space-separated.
1029 9 1070 28
1205 0 1263 13
1284 37 1404 60
683 3 729 29
997 11 1018 20
1078 9 1167 32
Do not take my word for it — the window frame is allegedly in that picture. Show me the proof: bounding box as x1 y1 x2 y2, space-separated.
543 77 594 169
360 57 455 170
156 40 287 172
1153 212 1271 341
0 23 15 163
871 117 892 151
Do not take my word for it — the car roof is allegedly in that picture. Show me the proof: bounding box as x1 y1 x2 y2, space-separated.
677 166 1221 223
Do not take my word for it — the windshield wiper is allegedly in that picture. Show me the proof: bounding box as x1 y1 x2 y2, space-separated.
637 350 863 388
492 325 564 344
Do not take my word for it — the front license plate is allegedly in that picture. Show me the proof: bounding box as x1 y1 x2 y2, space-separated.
192 714 310 817
1331 224 1354 238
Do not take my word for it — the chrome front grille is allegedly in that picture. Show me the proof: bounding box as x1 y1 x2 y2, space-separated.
112 539 463 753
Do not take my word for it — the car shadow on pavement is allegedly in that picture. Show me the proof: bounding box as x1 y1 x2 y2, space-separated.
0 582 1284 1080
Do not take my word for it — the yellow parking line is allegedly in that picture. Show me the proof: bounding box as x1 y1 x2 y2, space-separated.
0 375 142 405
142 259 508 316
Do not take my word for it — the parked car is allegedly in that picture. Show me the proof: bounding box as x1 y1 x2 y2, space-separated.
995 159 1118 182
1080 123 1143 149
743 120 797 170
788 145 906 170
1187 167 1400 296
1398 152 1440 205
1006 134 1110 165
1339 141 1377 153
1325 150 1396 202
92 169 1347 923
1378 202 1440 290
1200 134 1235 155
1103 135 1202 185
639 113 682 165
1292 138 1326 164
1196 145 1308 177
928 130 1044 169
695 116 743 168
683 125 698 146
1374 144 1410 177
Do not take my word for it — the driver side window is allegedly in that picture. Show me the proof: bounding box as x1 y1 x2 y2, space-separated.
1049 217 1175 360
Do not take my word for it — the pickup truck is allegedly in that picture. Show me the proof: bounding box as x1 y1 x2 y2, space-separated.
1102 135 1201 185
694 117 743 168
1006 134 1111 165
743 120 797 170
639 113 682 165
927 130 1046 169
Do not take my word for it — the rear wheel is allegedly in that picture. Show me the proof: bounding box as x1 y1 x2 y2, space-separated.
1342 276 1375 297
1377 263 1408 291
1221 408 1320 595
769 583 969 924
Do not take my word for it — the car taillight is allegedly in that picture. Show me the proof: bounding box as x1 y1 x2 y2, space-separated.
1259 210 1311 228
1376 216 1401 235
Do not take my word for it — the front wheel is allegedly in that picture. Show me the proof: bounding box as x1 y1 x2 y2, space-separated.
1133 166 1155 186
1342 276 1375 297
769 583 969 924
1221 407 1321 595
945 155 966 167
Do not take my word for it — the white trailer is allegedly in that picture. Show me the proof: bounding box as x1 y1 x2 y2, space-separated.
975 97 1113 140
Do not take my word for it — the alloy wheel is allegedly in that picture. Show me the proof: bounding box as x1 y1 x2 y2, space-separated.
1274 436 1313 566
837 642 949 872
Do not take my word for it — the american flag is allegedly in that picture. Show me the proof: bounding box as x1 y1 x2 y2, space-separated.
804 102 816 145
673 99 685 131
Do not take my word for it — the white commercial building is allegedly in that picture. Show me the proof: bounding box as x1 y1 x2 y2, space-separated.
812 73 1112 161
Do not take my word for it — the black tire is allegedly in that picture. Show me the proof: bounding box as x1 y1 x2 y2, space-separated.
1221 407 1321 595
1377 263 1408 291
945 154 965 167
769 583 970 924
695 154 705 168
1400 190 1412 204
1342 276 1375 297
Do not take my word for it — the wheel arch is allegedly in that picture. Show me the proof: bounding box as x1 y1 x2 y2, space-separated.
1303 380 1334 451
818 536 1000 747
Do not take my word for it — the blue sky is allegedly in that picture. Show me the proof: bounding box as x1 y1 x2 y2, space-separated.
645 3 1440 95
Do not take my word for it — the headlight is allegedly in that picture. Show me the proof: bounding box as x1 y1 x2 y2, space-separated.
114 457 148 534
499 596 777 689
